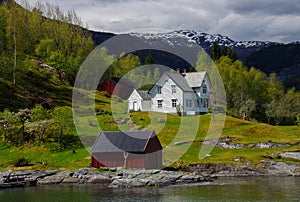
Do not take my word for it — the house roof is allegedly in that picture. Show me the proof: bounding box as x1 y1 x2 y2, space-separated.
165 72 193 92
91 130 161 153
137 90 151 100
183 72 207 88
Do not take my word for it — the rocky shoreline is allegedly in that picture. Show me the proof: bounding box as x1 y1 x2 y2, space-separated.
0 168 210 189
184 161 300 177
1 160 299 189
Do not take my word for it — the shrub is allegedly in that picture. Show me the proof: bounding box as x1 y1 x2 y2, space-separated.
13 157 31 167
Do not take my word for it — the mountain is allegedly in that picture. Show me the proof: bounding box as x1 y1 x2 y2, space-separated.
91 30 276 61
246 42 300 89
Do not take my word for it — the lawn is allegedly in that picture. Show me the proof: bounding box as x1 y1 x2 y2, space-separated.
1 93 299 171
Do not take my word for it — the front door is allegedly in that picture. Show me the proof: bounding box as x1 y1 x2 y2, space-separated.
133 101 138 111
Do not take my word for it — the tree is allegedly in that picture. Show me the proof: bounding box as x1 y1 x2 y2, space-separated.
111 53 141 78
266 88 299 125
26 104 53 142
153 67 160 82
0 108 30 145
239 99 256 120
145 50 154 64
0 6 7 54
35 39 55 59
211 42 221 60
51 106 74 144
30 104 51 122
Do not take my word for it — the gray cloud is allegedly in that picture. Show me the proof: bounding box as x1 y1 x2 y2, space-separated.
225 0 300 15
24 0 300 43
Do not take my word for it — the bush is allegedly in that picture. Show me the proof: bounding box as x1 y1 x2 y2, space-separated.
13 157 31 167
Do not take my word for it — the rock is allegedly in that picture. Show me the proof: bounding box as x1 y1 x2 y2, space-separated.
280 152 300 161
87 175 112 184
203 138 244 149
255 142 273 148
96 109 109 115
37 175 65 185
2 168 210 189
73 168 91 178
109 179 135 188
109 168 117 172
37 172 71 185
29 170 57 181
62 177 81 184
264 161 298 175
185 163 267 177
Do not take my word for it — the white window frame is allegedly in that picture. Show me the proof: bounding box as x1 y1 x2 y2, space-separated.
158 100 163 108
185 99 192 108
171 99 177 108
171 85 176 94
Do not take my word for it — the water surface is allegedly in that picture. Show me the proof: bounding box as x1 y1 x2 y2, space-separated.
0 177 299 201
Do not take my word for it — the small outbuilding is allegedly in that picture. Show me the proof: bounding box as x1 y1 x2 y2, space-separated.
128 90 151 112
91 130 162 169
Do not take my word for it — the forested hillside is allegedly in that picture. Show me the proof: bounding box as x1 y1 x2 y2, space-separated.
0 0 94 110
246 43 300 89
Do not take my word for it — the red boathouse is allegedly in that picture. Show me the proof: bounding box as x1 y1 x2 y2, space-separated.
97 77 135 99
91 130 162 169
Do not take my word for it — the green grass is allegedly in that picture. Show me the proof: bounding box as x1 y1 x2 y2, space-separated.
0 61 72 110
0 143 90 171
0 92 299 171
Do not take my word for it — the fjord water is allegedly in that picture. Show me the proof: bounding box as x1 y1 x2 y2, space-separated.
1 177 299 202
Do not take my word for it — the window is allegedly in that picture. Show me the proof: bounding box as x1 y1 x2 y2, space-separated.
185 99 192 108
157 86 162 94
203 84 207 94
158 100 163 108
171 85 176 94
204 99 209 108
172 99 177 108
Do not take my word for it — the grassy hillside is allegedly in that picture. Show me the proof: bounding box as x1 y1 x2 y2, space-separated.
0 60 72 110
1 92 299 171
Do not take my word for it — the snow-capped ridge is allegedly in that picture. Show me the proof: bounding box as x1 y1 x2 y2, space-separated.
129 30 275 60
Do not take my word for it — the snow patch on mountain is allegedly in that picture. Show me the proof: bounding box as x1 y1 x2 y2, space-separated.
129 30 275 60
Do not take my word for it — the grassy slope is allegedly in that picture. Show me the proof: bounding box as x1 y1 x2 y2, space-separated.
1 91 299 171
0 61 72 110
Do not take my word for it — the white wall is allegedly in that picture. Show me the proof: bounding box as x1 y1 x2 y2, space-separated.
191 74 211 113
151 74 183 114
128 90 143 111
182 91 198 115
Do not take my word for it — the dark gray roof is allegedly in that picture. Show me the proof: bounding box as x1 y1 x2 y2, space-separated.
137 90 151 100
91 130 161 153
165 72 193 92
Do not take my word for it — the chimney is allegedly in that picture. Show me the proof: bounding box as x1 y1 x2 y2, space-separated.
176 68 180 73
183 69 187 74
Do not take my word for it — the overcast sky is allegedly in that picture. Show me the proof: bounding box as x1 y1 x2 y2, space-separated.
23 0 300 43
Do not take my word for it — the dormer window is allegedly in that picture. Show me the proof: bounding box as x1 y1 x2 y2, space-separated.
157 86 162 94
203 83 207 94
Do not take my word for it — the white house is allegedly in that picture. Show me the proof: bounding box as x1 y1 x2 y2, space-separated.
128 90 151 112
128 71 211 115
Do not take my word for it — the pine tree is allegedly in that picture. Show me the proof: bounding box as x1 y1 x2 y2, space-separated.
145 50 154 64
211 42 221 60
